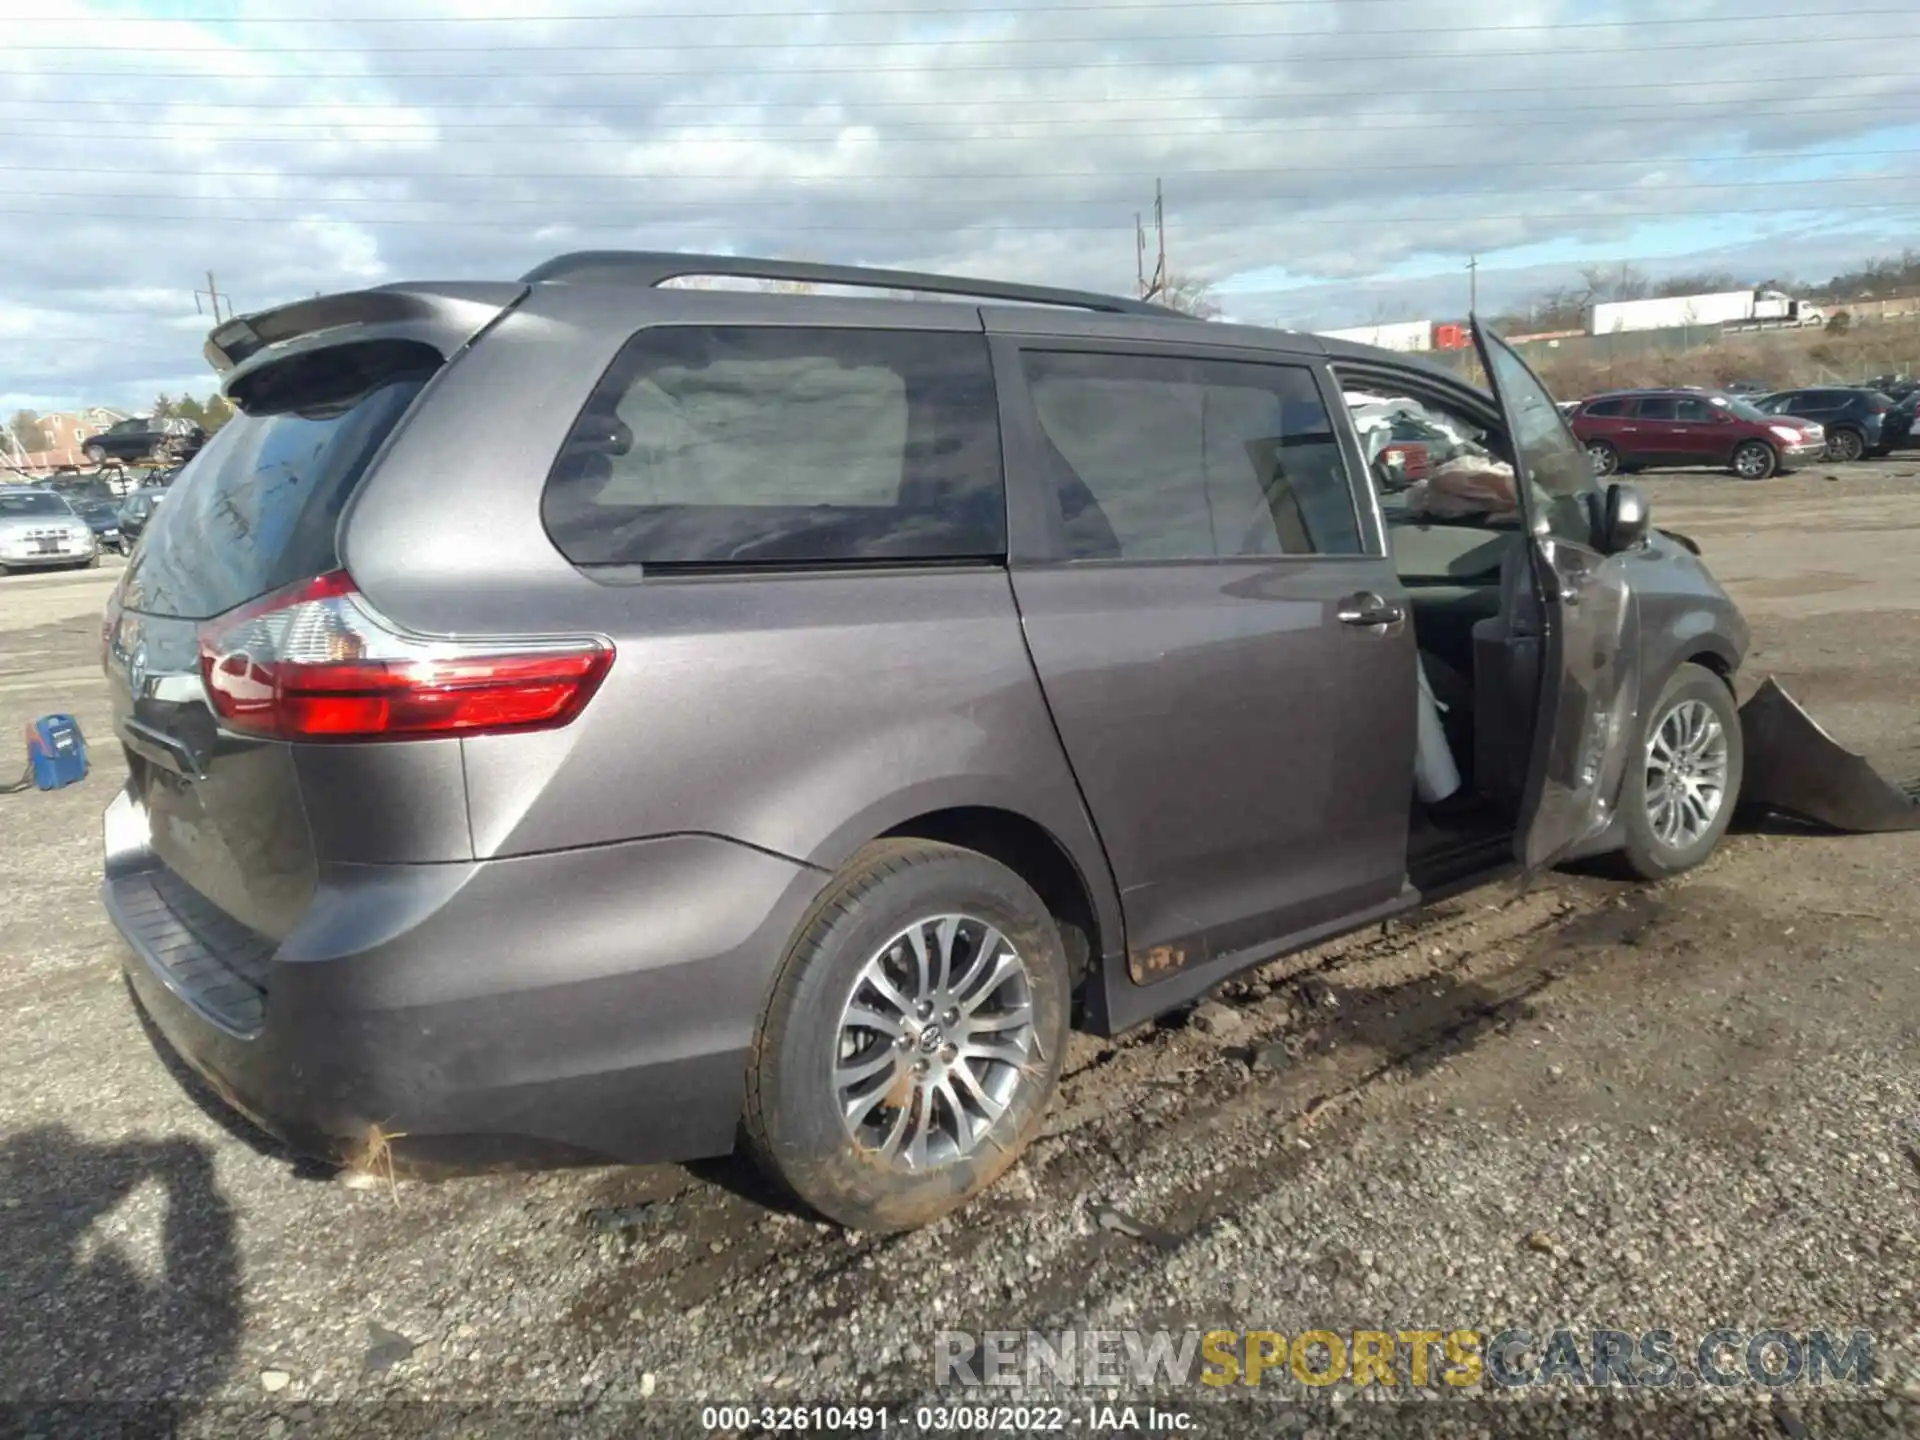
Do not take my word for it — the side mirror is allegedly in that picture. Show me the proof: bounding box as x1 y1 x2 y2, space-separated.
1604 481 1650 552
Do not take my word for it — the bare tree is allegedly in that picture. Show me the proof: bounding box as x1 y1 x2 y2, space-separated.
7 410 50 452
1653 269 1743 298
1156 272 1221 319
1577 263 1650 306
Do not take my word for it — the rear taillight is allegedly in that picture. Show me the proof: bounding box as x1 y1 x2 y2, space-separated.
196 571 613 742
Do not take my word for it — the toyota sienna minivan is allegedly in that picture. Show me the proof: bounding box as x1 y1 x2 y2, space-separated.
103 253 1751 1230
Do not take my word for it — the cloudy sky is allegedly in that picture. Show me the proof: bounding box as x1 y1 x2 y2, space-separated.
2 0 1916 412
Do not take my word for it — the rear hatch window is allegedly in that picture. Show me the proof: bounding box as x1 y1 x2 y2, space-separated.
123 341 440 620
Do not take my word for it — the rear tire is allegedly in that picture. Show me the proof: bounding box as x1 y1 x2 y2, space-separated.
1730 440 1777 480
1618 664 1743 880
1586 440 1619 478
744 839 1071 1232
84 444 106 466
1826 427 1865 463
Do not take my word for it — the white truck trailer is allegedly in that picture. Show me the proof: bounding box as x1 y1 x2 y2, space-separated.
1589 289 1825 335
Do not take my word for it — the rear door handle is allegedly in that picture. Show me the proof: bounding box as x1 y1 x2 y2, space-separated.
1336 591 1407 628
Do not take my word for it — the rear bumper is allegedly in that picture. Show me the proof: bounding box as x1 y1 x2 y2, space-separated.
103 784 827 1166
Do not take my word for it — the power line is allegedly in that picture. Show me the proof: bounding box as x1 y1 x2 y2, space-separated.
3 100 1911 143
15 148 1920 184
14 9 1906 53
8 72 1911 111
4 29 1910 78
5 150 1914 186
4 199 1912 233
0 0 1869 21
7 175 1905 214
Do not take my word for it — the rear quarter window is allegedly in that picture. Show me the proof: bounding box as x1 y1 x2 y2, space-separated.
541 326 1004 568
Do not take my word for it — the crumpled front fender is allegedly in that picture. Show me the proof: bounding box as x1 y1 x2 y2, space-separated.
1737 677 1920 833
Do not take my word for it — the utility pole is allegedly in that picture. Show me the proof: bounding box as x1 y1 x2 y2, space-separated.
194 271 231 324
1137 179 1167 301
1467 255 1478 317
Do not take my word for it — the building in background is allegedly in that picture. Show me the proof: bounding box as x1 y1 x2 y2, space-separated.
4 407 126 472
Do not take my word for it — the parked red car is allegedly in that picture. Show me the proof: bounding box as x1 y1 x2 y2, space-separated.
1568 388 1826 480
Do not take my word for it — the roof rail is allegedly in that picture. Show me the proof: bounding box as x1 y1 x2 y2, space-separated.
520 250 1190 319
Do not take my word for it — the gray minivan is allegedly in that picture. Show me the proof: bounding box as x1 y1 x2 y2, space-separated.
102 253 1749 1230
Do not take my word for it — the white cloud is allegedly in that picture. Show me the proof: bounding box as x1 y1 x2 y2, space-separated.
0 0 1915 407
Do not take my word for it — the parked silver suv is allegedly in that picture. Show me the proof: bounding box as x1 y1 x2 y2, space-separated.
102 253 1749 1230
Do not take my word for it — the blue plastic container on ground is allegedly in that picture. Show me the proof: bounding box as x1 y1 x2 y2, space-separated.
26 715 88 790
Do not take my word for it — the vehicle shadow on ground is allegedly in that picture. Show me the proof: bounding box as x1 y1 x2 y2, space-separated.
0 1122 242 1410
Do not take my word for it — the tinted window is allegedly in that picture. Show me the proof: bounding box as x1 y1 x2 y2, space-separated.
0 492 72 518
1478 331 1597 540
543 327 1003 568
1582 398 1629 417
125 371 433 620
1018 350 1360 561
1635 397 1678 421
1674 398 1715 422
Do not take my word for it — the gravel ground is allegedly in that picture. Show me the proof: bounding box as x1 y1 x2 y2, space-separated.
2 460 1916 1438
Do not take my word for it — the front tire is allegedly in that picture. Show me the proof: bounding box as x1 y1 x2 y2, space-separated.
1618 664 1743 880
745 839 1071 1232
84 444 106 466
1730 440 1777 480
1586 440 1619 478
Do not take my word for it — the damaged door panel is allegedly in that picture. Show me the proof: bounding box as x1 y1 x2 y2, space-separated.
1467 317 1641 871
1737 678 1920 832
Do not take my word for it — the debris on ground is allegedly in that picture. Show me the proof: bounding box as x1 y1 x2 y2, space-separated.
1093 1205 1182 1251
364 1323 416 1375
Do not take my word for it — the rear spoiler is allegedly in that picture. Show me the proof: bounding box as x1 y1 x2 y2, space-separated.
205 282 528 399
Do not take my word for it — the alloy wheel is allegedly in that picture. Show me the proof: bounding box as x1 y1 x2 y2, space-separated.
1645 698 1730 850
833 914 1035 1170
1733 443 1773 479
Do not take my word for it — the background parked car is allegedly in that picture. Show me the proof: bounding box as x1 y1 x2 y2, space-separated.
1859 373 1917 400
1568 388 1825 479
0 487 98 572
51 480 126 551
1882 392 1920 451
114 486 167 547
1751 387 1896 461
82 416 206 467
